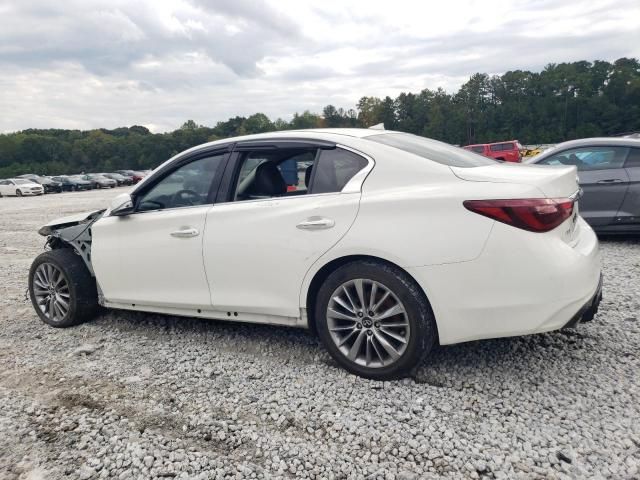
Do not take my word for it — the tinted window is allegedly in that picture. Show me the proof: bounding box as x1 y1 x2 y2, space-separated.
471 146 485 153
538 146 629 171
367 133 496 167
625 148 640 168
234 149 316 201
311 148 368 194
501 143 514 151
489 144 502 151
137 154 225 211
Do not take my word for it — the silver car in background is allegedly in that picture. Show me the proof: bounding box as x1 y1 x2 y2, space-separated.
528 137 640 234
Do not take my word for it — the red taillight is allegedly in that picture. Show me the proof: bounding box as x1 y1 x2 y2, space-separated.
463 198 574 233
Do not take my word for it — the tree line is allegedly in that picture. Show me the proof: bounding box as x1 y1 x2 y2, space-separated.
0 58 638 178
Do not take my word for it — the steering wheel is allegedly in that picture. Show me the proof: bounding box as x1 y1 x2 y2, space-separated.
171 189 201 207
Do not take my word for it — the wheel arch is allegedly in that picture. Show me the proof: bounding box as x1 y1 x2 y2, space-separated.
303 254 439 343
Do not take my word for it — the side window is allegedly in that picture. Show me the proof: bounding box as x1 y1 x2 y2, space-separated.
502 143 514 151
489 144 502 152
137 154 225 211
538 147 629 171
471 146 485 154
310 148 368 194
233 149 316 201
625 148 640 168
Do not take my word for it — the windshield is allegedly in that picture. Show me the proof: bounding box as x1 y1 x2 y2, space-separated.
13 179 31 185
366 133 497 167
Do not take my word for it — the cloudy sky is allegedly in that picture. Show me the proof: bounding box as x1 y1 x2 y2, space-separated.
1 0 638 133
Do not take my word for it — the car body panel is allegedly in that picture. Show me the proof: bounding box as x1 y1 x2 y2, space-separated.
92 206 212 308
204 192 362 318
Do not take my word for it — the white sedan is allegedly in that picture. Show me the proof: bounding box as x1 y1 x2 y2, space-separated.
0 178 44 196
28 129 602 379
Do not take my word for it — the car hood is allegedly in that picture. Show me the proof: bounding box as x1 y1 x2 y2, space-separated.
38 209 105 236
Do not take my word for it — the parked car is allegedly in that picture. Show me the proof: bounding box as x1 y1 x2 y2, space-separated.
101 173 133 186
463 140 523 162
18 175 63 193
527 137 640 234
0 178 44 196
50 176 93 191
28 129 601 379
80 174 117 189
116 170 146 184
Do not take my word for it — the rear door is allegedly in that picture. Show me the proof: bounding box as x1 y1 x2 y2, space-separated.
203 143 371 319
536 146 630 227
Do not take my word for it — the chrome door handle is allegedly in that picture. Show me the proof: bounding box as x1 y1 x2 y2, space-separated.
170 227 199 238
296 216 335 230
597 179 623 184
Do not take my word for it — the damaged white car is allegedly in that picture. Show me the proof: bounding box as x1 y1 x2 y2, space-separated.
29 129 603 379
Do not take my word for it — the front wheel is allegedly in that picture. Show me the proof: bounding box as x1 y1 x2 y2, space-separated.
315 260 437 380
16 189 23 197
29 249 98 327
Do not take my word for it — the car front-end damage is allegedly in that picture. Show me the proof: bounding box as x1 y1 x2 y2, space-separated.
38 209 105 276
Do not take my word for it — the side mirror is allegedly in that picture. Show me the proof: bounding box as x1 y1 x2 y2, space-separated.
110 193 134 216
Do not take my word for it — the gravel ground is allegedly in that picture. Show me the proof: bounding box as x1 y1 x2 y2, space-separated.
0 189 639 480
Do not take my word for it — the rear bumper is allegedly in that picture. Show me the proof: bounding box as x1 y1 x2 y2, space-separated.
408 217 602 345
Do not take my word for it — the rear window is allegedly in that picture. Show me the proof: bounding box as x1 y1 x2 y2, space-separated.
366 133 496 168
470 146 485 153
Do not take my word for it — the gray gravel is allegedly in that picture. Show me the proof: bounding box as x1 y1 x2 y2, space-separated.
1 189 639 479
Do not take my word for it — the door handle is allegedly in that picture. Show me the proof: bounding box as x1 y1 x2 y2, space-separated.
296 216 335 230
597 179 624 184
170 227 199 238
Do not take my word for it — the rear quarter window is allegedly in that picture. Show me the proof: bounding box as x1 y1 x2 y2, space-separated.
367 133 496 168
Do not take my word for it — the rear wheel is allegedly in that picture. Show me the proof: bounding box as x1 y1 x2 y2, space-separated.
29 249 98 327
315 260 437 380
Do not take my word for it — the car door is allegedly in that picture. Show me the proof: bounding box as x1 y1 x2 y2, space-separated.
617 147 640 225
537 146 630 227
202 143 371 319
92 150 229 309
0 180 10 195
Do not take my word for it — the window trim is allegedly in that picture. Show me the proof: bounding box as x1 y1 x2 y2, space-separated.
129 147 232 215
538 145 630 171
215 141 374 205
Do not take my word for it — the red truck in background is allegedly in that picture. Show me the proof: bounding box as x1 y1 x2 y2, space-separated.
463 140 523 162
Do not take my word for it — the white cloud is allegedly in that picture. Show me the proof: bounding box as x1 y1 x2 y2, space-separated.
0 0 638 132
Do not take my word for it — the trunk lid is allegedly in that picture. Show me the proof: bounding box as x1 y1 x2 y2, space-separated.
451 163 579 198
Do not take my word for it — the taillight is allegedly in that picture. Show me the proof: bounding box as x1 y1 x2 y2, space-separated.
463 198 574 233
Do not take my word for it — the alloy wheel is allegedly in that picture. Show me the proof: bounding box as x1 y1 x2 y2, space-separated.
326 278 410 368
32 263 71 322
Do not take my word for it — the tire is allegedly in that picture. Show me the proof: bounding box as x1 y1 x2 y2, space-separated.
16 189 22 197
315 260 437 380
29 249 98 328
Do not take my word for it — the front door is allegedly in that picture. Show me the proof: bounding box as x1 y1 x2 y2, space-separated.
203 145 370 319
92 152 228 308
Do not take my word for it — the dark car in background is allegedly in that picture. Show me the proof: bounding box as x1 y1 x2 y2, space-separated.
528 137 640 233
51 176 93 191
101 173 133 186
79 174 117 189
17 174 63 193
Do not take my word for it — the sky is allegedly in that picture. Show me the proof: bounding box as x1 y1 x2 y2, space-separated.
1 0 639 133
